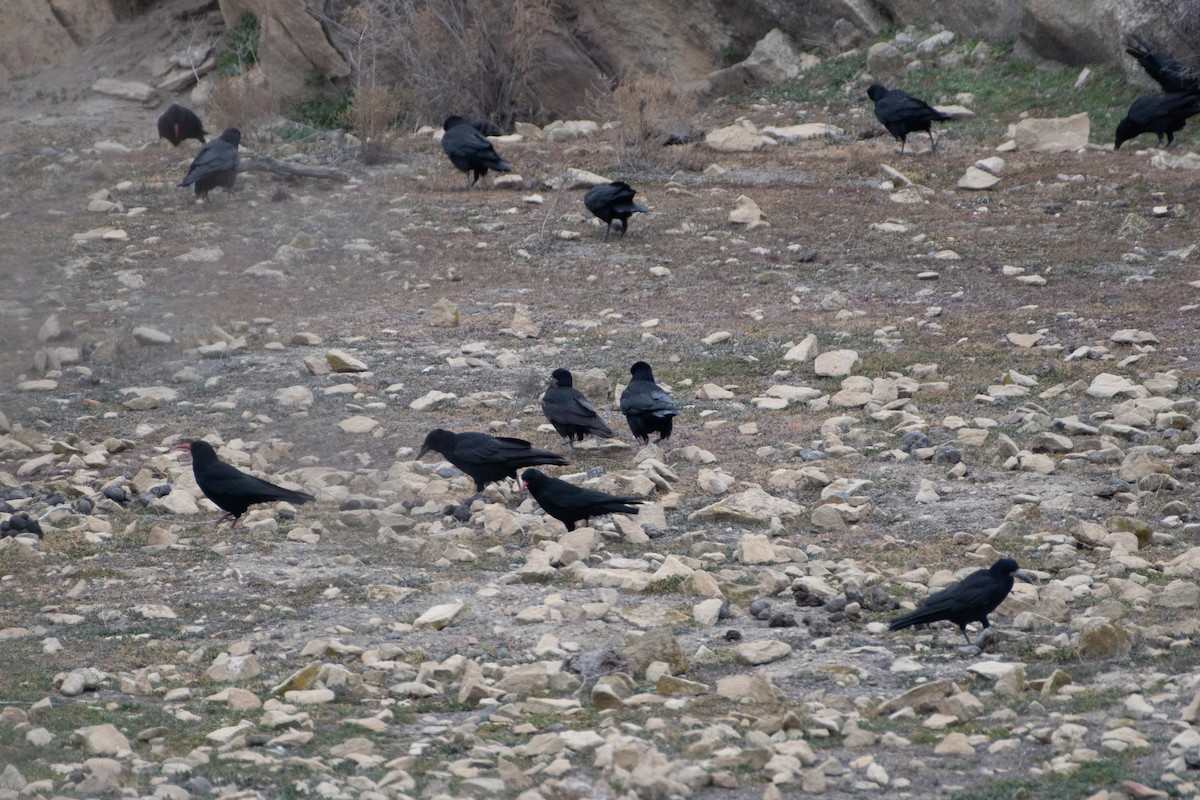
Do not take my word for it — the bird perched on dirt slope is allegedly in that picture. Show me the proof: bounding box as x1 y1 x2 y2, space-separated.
865 84 953 154
522 468 642 532
417 428 567 496
584 181 649 240
157 103 208 146
1125 33 1199 93
176 440 314 529
620 361 679 445
888 558 1032 645
542 368 615 445
441 115 512 189
178 127 240 199
1114 91 1200 149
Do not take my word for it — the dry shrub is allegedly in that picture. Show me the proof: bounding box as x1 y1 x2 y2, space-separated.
595 73 698 170
1141 0 1200 71
206 72 276 133
325 0 551 131
342 74 402 164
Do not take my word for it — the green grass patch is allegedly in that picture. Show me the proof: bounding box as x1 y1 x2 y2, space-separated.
950 758 1147 800
218 12 259 76
761 38 1144 147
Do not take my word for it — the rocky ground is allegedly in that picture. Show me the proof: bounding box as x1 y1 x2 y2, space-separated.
3 42 1200 800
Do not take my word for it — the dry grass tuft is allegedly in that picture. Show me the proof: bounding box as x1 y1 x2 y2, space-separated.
341 75 402 164
206 72 276 133
592 73 697 170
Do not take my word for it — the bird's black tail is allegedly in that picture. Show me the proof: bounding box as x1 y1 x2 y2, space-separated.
888 607 942 632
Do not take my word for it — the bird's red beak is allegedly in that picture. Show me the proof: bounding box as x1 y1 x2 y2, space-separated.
174 443 191 451
521 481 528 491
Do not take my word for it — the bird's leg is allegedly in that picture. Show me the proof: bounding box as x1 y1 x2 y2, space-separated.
1166 132 1175 147
212 513 234 528
929 129 938 153
900 137 907 156
604 222 611 242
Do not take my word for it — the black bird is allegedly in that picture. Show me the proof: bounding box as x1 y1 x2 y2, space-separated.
865 84 953 154
620 361 679 445
1125 33 1198 93
522 468 643 532
417 428 568 495
888 558 1032 645
584 182 649 240
176 440 314 529
157 104 208 146
542 368 615 444
1114 91 1200 149
441 115 512 189
178 127 240 199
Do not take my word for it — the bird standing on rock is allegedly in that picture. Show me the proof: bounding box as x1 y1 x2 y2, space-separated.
441 115 512 189
620 361 679 445
176 440 314 529
178 127 241 199
417 428 567 496
157 103 208 146
584 182 649 240
888 558 1032 645
865 84 953 154
541 368 615 445
522 468 642 532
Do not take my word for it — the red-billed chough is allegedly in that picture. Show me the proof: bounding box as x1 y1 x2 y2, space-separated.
541 368 615 445
176 440 314 528
522 468 642 532
157 103 208 146
888 558 1032 645
584 182 649 240
179 127 240 199
441 115 512 189
417 428 567 494
619 361 678 445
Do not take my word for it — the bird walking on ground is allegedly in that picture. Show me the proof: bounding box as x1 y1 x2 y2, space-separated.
584 182 649 240
158 104 208 146
888 558 1032 645
620 361 679 445
178 127 241 199
865 84 953 154
417 428 568 496
1114 91 1200 149
441 115 512 189
1125 33 1199 93
522 468 643 532
176 440 314 529
542 368 615 445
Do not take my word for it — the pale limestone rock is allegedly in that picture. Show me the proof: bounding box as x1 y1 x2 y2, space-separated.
1087 373 1143 399
205 653 262 681
957 166 1000 189
933 732 975 757
337 415 378 434
689 487 804 524
74 724 131 757
761 123 843 142
705 122 774 152
1013 113 1089 153
409 390 457 411
275 385 314 409
413 600 466 630
428 297 459 327
736 640 791 665
813 349 860 377
782 334 818 362
715 671 780 702
729 194 766 225
325 349 368 372
737 533 777 564
132 326 173 346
